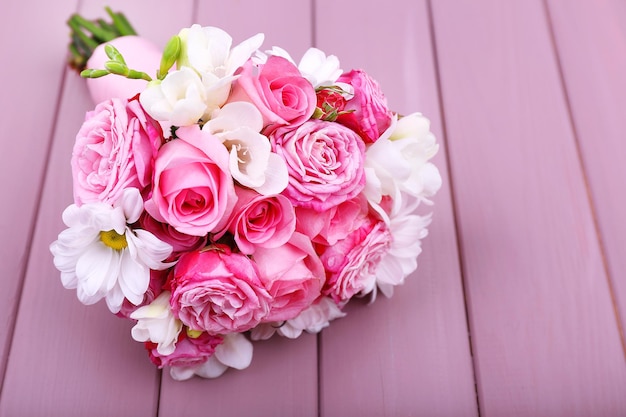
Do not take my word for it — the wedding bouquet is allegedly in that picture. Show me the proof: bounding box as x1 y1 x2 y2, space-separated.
50 9 442 380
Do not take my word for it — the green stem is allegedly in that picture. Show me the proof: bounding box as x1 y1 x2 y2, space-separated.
96 18 118 35
67 18 99 51
105 7 137 36
70 14 117 42
115 12 138 36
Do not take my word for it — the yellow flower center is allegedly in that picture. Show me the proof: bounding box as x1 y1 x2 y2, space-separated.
186 328 203 339
99 230 128 250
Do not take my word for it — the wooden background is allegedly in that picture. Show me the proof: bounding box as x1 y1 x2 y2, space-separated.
1 0 625 415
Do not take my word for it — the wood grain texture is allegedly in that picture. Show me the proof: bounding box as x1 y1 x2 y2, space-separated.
316 1 478 416
0 0 79 385
156 2 320 416
546 0 626 347
430 0 626 415
0 1 193 415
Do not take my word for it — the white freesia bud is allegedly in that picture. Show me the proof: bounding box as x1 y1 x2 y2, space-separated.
130 291 183 356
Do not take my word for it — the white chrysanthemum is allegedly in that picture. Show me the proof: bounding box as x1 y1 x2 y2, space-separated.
50 188 173 313
204 102 288 195
374 196 432 299
365 113 442 212
169 333 254 380
250 297 346 341
130 291 182 355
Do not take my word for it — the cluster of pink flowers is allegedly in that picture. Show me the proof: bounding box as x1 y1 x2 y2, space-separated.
50 24 441 380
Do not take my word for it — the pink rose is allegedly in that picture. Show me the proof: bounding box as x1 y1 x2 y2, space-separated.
270 119 366 211
336 70 393 143
320 214 392 302
218 187 296 255
146 332 223 368
139 212 208 259
71 97 162 205
253 232 324 322
170 245 271 334
144 125 237 236
296 195 369 246
229 56 316 132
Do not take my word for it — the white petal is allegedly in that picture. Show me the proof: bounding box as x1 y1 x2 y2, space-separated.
193 355 229 379
118 188 144 223
105 282 125 313
169 366 197 381
129 229 173 269
118 250 149 306
249 323 277 341
214 333 253 370
227 33 265 75
206 101 263 133
253 152 289 196
75 243 115 297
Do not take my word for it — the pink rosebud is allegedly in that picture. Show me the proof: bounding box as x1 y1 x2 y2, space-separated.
144 125 237 237
229 56 317 132
253 232 324 322
170 245 271 334
146 332 223 369
218 187 296 255
320 214 392 302
315 87 348 121
337 69 393 143
71 97 163 205
270 119 366 211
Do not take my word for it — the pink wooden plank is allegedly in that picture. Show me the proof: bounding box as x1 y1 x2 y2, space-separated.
430 0 626 415
157 2 319 416
0 1 193 415
0 0 79 384
315 1 478 415
546 0 626 347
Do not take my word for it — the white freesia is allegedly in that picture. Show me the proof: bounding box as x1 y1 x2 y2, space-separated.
49 188 173 313
139 67 209 126
257 46 342 87
364 113 442 213
298 48 342 87
156 24 264 122
373 196 432 300
169 333 254 380
204 102 288 195
250 297 346 341
130 291 182 356
178 25 264 79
